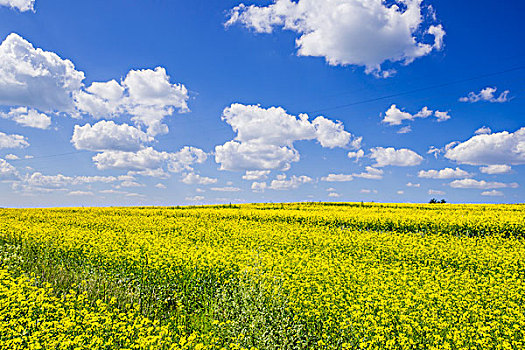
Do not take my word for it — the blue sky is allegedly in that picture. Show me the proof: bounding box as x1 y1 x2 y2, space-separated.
0 0 523 207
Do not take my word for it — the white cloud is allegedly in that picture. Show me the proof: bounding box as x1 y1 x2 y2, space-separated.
71 121 152 152
1 107 51 129
433 110 450 122
428 24 445 50
67 190 94 196
118 180 144 188
0 33 84 112
4 154 18 160
360 189 377 194
181 173 218 185
312 116 352 148
481 190 503 197
0 131 29 149
215 104 358 171
449 179 518 190
382 105 449 125
418 167 471 179
12 172 121 192
0 158 18 179
474 126 491 135
0 34 189 137
352 166 383 180
370 147 423 167
427 146 441 158
396 190 404 195
92 147 170 171
269 174 312 190
397 126 412 134
479 165 511 175
328 192 340 198
428 189 445 195
91 146 206 175
326 187 336 192
75 67 189 135
321 173 353 182
155 183 167 189
406 182 420 187
186 195 205 202
216 141 300 172
0 0 34 11
459 87 510 103
211 186 241 192
445 128 525 166
227 0 444 76
251 181 267 192
167 146 207 173
347 149 364 161
242 170 270 180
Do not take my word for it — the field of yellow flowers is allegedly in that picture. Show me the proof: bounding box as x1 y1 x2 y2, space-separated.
1 203 524 349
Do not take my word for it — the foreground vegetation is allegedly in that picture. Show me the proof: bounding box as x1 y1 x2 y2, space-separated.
1 203 524 349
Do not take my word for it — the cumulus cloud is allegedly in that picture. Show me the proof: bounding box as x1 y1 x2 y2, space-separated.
181 173 218 185
474 126 491 135
321 173 353 182
91 146 206 174
0 34 189 136
4 154 18 160
75 67 189 135
382 105 449 126
242 170 270 180
481 190 503 197
0 158 18 179
352 166 383 179
67 190 94 196
11 172 125 192
479 165 511 175
347 149 364 161
0 0 34 11
0 33 84 112
445 128 525 166
71 121 152 152
167 147 207 173
0 131 29 149
1 107 51 129
251 181 267 192
227 0 444 76
397 126 412 134
418 167 471 179
211 186 241 192
406 182 420 187
328 192 340 198
370 147 423 167
360 189 378 194
215 104 358 171
449 179 518 190
269 174 312 190
459 87 510 103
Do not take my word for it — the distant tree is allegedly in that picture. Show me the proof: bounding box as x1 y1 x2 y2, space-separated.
429 198 446 204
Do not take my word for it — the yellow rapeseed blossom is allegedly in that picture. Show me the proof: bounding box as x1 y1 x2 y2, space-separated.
0 203 523 349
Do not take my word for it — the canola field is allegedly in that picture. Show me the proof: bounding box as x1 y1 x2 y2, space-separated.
0 203 524 350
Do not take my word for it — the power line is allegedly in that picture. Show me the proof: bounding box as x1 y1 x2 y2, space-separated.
2 64 524 162
308 65 525 114
8 151 89 162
